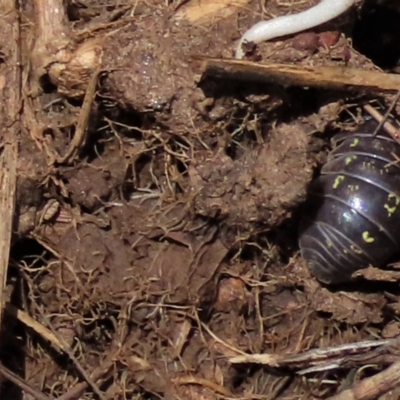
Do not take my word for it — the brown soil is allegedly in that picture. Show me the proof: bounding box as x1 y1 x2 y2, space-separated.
1 0 400 399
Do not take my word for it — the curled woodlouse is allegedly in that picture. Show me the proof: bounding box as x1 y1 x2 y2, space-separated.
299 118 400 284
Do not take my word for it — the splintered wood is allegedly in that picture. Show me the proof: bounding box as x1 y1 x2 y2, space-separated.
0 0 20 336
31 0 103 98
193 56 400 93
174 0 251 23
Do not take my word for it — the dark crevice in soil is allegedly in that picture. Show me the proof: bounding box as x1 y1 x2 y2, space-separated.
353 2 400 70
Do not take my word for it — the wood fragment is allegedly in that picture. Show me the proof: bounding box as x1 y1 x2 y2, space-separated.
192 56 400 93
30 0 73 96
0 0 20 337
5 304 63 352
229 337 396 372
31 0 103 98
174 0 251 24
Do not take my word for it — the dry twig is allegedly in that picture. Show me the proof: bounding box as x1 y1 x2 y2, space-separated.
363 102 400 144
0 363 52 400
56 67 101 164
229 337 399 373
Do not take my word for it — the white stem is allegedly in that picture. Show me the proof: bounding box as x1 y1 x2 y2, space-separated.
235 0 356 58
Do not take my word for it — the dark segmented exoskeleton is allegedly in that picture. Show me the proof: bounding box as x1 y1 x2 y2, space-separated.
299 118 400 284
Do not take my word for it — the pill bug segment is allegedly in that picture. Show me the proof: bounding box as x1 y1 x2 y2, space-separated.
299 120 400 284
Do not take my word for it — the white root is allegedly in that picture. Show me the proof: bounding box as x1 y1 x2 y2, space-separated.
235 0 356 59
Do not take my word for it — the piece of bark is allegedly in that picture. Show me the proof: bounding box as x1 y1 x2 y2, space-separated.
0 0 20 336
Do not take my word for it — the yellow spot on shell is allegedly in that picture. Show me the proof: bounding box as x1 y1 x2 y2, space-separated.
384 204 396 216
350 245 362 254
384 193 400 216
389 193 400 205
345 155 357 165
333 175 345 189
348 184 359 192
362 231 374 243
350 138 359 147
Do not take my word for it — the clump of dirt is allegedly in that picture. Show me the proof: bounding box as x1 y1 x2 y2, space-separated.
101 1 246 131
1 0 400 399
189 121 312 230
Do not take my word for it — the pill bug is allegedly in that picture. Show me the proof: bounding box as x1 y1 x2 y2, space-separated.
299 118 400 284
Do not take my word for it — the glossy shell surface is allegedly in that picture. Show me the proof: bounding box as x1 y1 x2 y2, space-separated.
299 120 400 283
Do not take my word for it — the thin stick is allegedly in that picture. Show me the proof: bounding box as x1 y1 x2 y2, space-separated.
34 304 107 400
363 104 400 144
229 338 393 368
56 67 101 164
371 92 400 136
